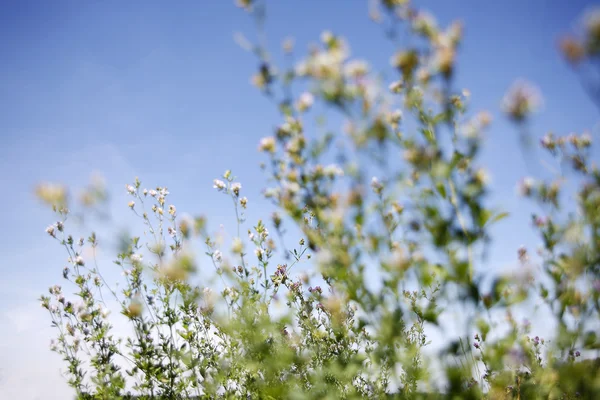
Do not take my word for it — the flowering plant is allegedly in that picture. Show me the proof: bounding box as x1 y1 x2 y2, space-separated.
38 1 600 398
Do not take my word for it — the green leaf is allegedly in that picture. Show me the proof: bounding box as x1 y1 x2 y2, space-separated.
490 211 510 224
435 182 447 199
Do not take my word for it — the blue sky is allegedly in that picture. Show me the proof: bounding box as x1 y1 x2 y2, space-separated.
1 1 598 398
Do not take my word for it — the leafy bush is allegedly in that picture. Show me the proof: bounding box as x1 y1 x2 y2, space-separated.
37 1 600 398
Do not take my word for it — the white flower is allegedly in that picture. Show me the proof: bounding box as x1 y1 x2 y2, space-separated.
126 185 136 195
74 256 84 266
231 238 244 253
248 231 256 241
297 92 314 112
131 254 143 263
371 177 383 194
213 250 223 263
517 177 535 196
389 80 403 93
149 190 157 197
143 188 148 196
99 306 110 318
260 228 269 240
323 164 344 178
258 137 276 153
254 247 264 259
213 179 226 191
46 225 56 237
344 60 369 78
231 183 242 196
388 109 403 125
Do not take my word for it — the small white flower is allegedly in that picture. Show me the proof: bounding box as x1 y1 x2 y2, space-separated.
517 177 535 196
371 177 383 194
131 254 143 263
143 188 148 196
100 307 110 318
213 179 226 191
149 190 157 197
74 256 84 266
389 80 403 93
323 164 344 178
126 185 136 195
248 231 255 241
297 92 314 112
231 183 242 197
46 225 56 237
213 250 223 263
231 238 244 253
258 137 276 153
254 247 264 259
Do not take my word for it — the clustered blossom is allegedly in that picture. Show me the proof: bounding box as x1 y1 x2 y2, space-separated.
502 80 542 121
258 136 276 153
213 179 226 191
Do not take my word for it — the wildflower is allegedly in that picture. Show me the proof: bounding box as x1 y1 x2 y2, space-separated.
35 183 67 207
231 182 242 197
127 300 143 318
517 177 535 196
296 92 314 112
142 188 148 196
213 250 223 263
167 227 176 238
235 0 253 11
584 8 600 44
559 36 585 64
149 189 157 197
474 168 490 186
168 205 176 216
74 256 84 266
255 247 264 260
518 246 528 263
323 164 344 178
344 60 369 78
128 201 135 209
389 80 403 93
213 179 226 191
502 80 542 122
540 133 556 150
231 238 244 254
240 196 248 209
258 137 276 153
126 184 135 195
46 225 56 237
371 177 384 194
387 109 403 129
